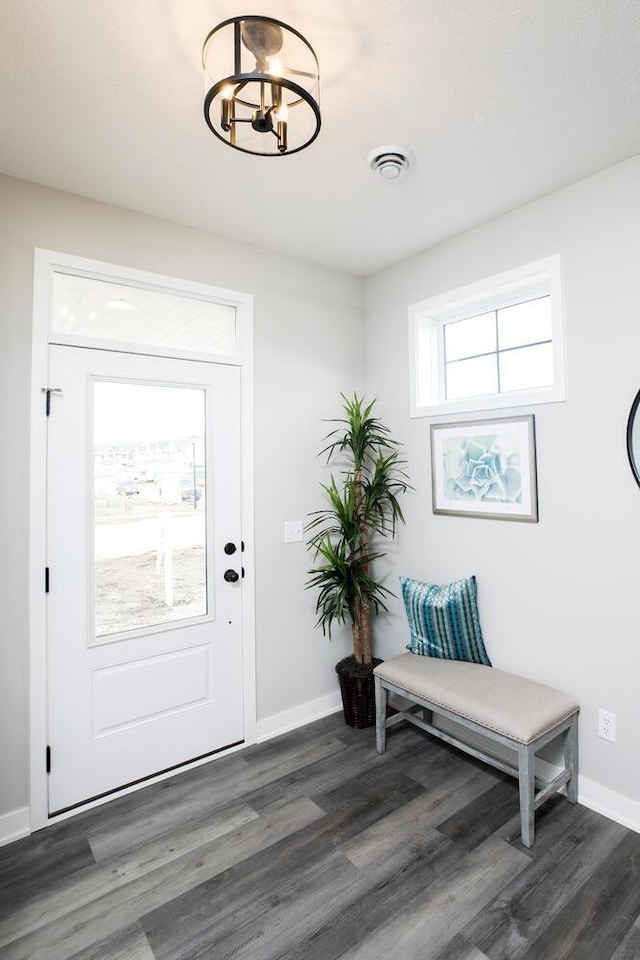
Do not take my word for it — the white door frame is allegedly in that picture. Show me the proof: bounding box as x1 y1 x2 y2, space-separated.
29 248 256 832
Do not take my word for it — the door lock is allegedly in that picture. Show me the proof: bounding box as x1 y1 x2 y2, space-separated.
223 569 239 583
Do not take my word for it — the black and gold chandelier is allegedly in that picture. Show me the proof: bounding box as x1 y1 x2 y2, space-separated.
203 16 321 157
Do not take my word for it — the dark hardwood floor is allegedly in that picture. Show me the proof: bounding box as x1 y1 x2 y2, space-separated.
1 712 640 960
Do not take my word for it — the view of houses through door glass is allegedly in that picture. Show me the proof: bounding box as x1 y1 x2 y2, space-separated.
93 380 208 639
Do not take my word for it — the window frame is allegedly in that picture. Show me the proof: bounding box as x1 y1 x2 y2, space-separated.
409 256 567 418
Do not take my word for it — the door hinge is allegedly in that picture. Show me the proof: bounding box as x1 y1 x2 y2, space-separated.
41 387 62 416
46 746 51 774
45 567 50 593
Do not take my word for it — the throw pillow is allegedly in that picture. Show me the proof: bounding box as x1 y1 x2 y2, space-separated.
400 575 491 666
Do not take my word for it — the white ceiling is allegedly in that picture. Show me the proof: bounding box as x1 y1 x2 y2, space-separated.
1 1 639 276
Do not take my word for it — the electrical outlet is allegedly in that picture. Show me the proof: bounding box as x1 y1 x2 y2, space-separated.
598 709 616 743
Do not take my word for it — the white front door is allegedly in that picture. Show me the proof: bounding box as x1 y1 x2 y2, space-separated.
46 345 244 814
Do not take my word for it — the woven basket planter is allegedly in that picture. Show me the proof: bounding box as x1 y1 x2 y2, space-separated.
335 656 383 728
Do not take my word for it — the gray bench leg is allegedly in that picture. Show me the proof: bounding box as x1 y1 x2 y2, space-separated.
518 742 536 848
375 675 387 754
564 713 579 804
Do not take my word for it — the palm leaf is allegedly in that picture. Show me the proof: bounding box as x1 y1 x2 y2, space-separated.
305 533 391 637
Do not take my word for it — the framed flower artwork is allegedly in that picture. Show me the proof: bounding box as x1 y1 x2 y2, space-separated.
430 415 538 522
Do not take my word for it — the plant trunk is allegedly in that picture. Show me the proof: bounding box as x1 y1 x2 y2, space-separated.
353 467 372 666
351 619 364 664
359 596 372 665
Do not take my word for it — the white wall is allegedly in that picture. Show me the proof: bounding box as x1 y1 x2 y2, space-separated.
0 174 362 821
365 156 640 816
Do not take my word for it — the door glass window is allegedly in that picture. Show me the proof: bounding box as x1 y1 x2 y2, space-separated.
93 380 207 641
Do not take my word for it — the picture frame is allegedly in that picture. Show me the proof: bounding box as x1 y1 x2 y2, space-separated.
430 414 538 522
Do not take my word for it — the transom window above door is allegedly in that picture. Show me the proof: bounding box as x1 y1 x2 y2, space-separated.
51 272 238 361
409 256 567 417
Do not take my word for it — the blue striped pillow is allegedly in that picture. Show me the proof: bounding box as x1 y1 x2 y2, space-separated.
400 575 491 666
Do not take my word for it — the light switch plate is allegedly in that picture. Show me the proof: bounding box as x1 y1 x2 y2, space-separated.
284 520 303 543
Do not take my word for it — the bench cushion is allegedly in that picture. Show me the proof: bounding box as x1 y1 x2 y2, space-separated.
374 653 579 744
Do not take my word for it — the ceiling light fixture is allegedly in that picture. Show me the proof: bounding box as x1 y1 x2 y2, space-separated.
367 145 414 180
203 16 321 156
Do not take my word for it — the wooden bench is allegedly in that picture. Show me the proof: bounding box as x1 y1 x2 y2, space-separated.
374 653 579 847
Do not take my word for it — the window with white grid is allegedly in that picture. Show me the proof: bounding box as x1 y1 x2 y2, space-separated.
409 257 566 417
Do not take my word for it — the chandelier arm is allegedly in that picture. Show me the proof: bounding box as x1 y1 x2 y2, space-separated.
283 68 318 80
210 75 317 112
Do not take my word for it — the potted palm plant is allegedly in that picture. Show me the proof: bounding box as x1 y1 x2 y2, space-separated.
306 394 409 727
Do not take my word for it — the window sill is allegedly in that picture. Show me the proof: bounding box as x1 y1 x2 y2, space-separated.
411 386 567 419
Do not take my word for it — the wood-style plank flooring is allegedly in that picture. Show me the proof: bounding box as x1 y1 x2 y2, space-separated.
1 712 640 959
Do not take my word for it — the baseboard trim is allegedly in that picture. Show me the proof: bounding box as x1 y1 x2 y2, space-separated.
576 776 640 834
535 757 640 834
0 807 30 847
256 691 343 742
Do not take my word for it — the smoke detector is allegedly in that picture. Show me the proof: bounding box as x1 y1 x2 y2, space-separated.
367 144 414 180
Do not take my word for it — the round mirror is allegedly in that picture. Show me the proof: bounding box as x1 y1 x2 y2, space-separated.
627 389 640 487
